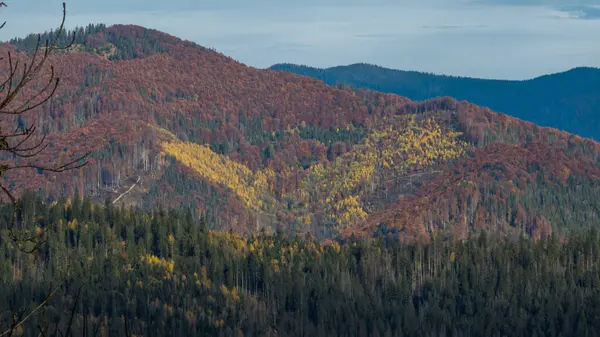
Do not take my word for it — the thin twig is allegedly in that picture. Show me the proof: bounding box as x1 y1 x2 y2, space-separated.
0 284 62 337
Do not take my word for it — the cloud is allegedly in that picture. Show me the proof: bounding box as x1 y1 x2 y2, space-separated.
267 42 312 51
472 0 600 5
3 0 453 14
420 24 489 29
557 5 600 19
353 33 399 40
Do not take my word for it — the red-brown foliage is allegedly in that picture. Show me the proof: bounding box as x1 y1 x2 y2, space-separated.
3 25 600 242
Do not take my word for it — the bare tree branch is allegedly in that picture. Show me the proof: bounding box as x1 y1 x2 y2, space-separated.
0 2 88 253
0 284 62 337
0 3 91 335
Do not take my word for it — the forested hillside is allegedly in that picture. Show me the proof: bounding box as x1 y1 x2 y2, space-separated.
4 24 600 243
269 63 600 141
2 193 600 337
6 17 600 337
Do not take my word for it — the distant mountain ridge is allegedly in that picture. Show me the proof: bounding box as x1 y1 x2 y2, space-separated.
269 63 600 140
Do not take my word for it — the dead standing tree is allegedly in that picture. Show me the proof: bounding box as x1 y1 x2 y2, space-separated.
0 2 89 253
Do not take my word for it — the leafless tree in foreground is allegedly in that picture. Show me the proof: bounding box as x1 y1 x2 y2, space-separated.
0 1 90 253
0 3 93 336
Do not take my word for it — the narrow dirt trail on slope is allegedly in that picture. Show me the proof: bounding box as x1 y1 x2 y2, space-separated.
112 176 141 204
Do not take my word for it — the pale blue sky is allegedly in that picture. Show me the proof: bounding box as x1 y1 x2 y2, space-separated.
2 0 600 79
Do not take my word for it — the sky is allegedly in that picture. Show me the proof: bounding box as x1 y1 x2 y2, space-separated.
2 0 600 79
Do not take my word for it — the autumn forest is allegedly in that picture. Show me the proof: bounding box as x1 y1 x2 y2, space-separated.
1 17 600 337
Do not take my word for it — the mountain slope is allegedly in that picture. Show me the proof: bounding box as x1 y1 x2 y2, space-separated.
269 63 600 141
4 24 600 242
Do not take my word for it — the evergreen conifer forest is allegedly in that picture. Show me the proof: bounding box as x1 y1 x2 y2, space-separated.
3 193 600 337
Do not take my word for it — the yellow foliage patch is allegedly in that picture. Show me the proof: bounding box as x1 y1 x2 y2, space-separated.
161 140 273 212
303 115 470 232
155 117 468 235
141 253 175 273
